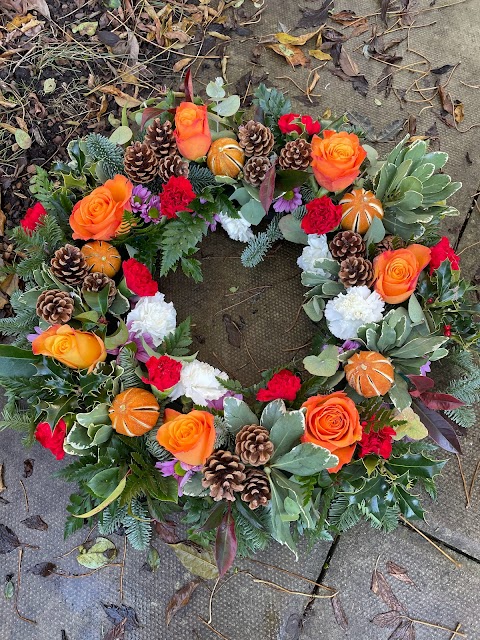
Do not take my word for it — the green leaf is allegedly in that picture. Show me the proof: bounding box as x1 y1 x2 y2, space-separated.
77 537 116 569
271 443 337 476
87 468 120 499
390 336 447 359
363 216 386 246
239 199 266 225
77 403 110 427
109 126 133 145
302 296 324 322
213 95 241 117
275 169 308 195
260 399 286 430
362 455 379 476
269 410 305 460
303 345 340 377
0 346 40 378
223 397 259 433
104 320 129 351
407 294 426 325
388 374 411 411
15 129 32 150
82 285 110 315
73 474 127 518
393 484 424 520
278 214 308 245
169 543 219 579
266 469 298 558
386 452 446 479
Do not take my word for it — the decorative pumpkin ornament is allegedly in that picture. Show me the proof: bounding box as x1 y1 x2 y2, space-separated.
339 188 384 235
109 388 160 437
344 351 394 398
207 137 245 178
81 241 121 277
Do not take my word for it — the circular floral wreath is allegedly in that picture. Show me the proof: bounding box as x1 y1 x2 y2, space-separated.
1 78 478 569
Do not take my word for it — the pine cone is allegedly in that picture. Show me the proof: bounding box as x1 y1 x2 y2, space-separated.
50 244 89 286
82 272 117 305
124 141 159 184
202 450 246 502
235 424 274 466
157 154 189 183
375 234 405 255
242 156 272 187
144 118 176 158
36 289 74 324
339 256 374 288
238 120 274 157
329 231 366 261
278 139 312 170
241 468 271 510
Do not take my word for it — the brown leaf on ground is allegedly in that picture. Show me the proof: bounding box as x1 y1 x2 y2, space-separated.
386 561 416 587
296 0 334 29
96 86 142 108
388 621 415 639
165 579 201 626
331 69 368 97
155 519 180 544
309 49 332 61
30 561 56 577
23 459 34 478
22 515 48 531
330 10 360 25
268 43 309 67
331 594 348 630
339 47 359 76
371 568 407 613
454 101 464 123
102 620 126 640
372 610 403 628
0 211 5 237
172 58 191 73
0 463 5 493
223 314 242 348
275 29 321 46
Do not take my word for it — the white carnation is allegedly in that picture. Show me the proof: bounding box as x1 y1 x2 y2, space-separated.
126 292 176 347
325 286 385 340
170 359 228 406
297 234 333 276
218 212 253 243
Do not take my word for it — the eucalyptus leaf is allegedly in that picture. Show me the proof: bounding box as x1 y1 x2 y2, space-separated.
213 95 241 117
109 126 133 145
271 443 337 475
278 214 308 245
239 199 266 225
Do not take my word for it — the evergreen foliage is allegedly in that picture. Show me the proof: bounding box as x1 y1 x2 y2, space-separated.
241 215 283 268
444 350 480 427
188 164 217 193
85 134 125 179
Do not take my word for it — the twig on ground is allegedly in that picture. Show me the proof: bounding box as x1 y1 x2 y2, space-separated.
19 479 29 513
400 516 461 567
15 548 36 625
467 460 480 505
449 623 464 640
198 616 233 639
456 453 470 507
119 536 127 602
403 616 466 637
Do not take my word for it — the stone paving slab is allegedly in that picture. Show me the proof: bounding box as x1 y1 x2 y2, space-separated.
300 523 480 640
0 429 332 639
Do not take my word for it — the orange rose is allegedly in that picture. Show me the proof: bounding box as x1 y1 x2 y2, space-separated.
311 130 367 192
69 174 133 241
301 391 362 472
32 325 106 373
174 102 212 161
156 408 215 466
373 244 431 304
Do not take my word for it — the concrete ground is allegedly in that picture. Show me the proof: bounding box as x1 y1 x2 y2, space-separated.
1 0 479 638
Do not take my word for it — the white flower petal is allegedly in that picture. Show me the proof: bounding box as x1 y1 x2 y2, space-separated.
325 286 385 340
218 212 253 243
126 292 177 347
179 360 228 406
297 234 332 276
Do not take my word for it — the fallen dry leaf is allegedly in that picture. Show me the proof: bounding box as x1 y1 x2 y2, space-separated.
339 47 359 76
96 86 142 108
454 101 464 123
371 568 407 613
0 463 5 493
165 579 201 626
275 28 321 46
268 43 309 67
331 595 348 630
309 49 332 61
172 58 191 73
0 210 6 236
386 561 417 587
6 13 34 31
0 274 18 297
25 0 51 19
207 31 230 41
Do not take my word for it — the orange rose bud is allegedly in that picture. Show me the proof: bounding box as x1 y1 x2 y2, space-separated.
373 244 431 304
69 174 133 241
311 130 367 193
32 325 107 373
156 408 216 466
301 391 362 473
174 102 212 161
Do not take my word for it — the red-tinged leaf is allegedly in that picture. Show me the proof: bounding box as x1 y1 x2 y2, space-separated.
371 569 407 613
331 595 348 630
184 69 194 103
165 578 201 626
154 520 180 544
215 510 237 577
386 561 416 587
259 161 277 213
200 503 227 532
141 108 163 129
412 391 464 411
407 375 435 393
372 611 403 628
412 398 462 454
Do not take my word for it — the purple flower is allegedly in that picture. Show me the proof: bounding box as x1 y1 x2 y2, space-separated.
156 459 202 497
27 326 43 343
206 391 243 411
140 195 162 224
341 340 361 352
420 360 431 376
130 185 152 215
273 187 302 213
124 328 156 363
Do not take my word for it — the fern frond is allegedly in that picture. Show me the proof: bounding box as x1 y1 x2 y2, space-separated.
118 345 143 390
98 503 128 535
160 216 208 277
241 214 283 268
123 499 152 550
160 317 192 356
0 406 37 445
145 427 170 461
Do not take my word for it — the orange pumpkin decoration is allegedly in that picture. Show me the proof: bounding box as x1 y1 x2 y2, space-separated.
344 351 394 398
81 241 121 277
207 137 245 178
109 388 160 437
340 188 384 235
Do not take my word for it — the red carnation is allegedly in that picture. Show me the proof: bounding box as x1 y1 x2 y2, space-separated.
20 202 47 234
35 419 67 460
142 355 182 391
301 196 342 235
256 369 302 403
429 236 460 275
359 426 396 459
160 176 196 220
123 258 158 296
278 113 321 136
